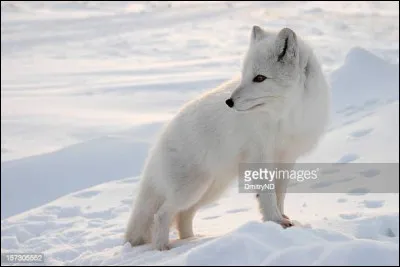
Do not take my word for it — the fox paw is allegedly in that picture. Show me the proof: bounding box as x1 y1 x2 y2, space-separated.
153 242 171 251
280 218 294 229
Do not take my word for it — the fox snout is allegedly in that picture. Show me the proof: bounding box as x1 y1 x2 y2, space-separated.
226 86 242 108
225 98 234 108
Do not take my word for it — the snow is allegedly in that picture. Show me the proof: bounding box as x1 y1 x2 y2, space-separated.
1 1 399 266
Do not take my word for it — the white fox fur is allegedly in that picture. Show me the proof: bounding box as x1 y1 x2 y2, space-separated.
124 26 330 251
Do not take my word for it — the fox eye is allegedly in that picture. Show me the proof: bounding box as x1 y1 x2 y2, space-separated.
252 75 267 83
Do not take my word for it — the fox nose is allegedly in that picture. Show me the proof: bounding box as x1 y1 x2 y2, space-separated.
225 98 234 108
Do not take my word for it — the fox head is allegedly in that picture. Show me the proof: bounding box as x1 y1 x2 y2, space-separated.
226 26 304 117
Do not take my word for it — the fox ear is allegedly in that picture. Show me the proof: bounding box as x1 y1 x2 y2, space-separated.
251 25 267 43
275 28 298 63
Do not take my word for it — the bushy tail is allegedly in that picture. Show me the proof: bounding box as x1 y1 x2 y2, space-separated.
124 182 163 246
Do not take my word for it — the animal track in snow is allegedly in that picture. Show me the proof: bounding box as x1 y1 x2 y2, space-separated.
226 208 249 214
73 190 101 199
347 188 370 196
348 128 373 139
360 169 380 178
361 200 385 209
339 212 363 220
337 153 360 164
202 215 221 220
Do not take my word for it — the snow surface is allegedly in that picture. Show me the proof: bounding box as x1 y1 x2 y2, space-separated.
1 1 399 266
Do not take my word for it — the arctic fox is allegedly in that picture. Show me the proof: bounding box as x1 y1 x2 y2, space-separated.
125 26 330 251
